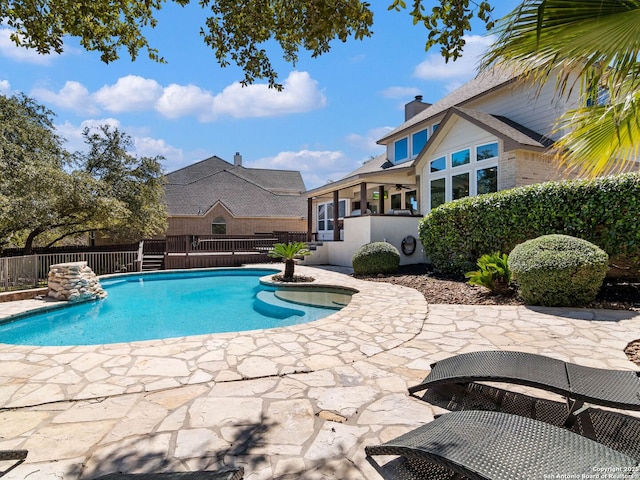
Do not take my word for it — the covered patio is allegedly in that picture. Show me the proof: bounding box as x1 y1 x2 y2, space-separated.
304 155 425 267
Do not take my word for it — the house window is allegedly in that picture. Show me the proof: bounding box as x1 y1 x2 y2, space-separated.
477 166 498 194
405 190 418 212
412 129 428 157
452 173 470 200
476 142 498 161
430 178 445 210
430 156 446 172
211 217 226 234
451 149 470 168
391 193 402 209
318 199 347 234
318 204 326 231
432 123 439 133
394 138 409 163
426 139 499 212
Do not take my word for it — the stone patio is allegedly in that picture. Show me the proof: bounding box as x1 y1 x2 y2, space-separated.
1 265 639 479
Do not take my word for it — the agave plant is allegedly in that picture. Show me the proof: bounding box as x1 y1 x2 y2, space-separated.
268 242 311 281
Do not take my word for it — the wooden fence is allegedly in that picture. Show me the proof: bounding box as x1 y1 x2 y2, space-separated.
0 251 139 292
163 234 280 269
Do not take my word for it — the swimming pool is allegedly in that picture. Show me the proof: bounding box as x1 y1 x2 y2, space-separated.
0 268 352 346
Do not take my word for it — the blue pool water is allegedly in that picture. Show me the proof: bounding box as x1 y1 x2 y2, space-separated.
0 268 341 346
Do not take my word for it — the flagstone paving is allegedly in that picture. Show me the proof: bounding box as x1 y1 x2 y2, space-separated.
1 265 639 479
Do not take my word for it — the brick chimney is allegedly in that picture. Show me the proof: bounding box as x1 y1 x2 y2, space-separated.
404 95 431 121
233 152 242 166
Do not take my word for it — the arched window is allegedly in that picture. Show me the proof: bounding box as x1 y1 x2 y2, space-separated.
211 217 226 234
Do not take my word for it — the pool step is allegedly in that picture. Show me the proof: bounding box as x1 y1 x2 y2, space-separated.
254 291 305 320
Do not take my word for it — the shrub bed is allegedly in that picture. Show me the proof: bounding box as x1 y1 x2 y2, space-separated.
352 242 400 275
418 173 640 277
509 234 608 306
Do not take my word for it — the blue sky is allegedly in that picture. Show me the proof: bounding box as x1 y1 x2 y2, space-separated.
0 1 519 189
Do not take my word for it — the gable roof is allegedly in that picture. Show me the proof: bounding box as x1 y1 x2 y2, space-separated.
165 156 307 217
442 107 553 151
378 68 520 143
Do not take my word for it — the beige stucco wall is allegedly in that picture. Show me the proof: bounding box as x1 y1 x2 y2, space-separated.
167 204 306 236
303 215 426 267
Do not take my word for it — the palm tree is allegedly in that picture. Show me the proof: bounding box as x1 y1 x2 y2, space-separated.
482 0 640 177
268 242 311 281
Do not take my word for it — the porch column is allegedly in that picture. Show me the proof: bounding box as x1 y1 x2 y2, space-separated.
415 174 421 215
360 182 367 215
333 190 340 241
378 185 385 215
307 197 313 241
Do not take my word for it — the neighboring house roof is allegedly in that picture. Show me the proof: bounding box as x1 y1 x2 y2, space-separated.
378 68 520 143
165 156 307 217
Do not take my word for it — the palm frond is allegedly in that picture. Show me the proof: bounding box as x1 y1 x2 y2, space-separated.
483 0 640 97
554 85 640 176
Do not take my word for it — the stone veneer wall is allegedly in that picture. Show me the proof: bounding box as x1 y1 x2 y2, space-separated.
48 261 107 302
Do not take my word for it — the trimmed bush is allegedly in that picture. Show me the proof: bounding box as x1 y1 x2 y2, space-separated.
352 242 400 275
418 173 640 277
509 234 608 307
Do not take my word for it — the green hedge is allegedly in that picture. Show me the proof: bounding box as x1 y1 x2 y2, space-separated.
418 173 640 276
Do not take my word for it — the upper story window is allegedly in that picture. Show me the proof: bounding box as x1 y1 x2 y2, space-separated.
476 142 498 161
586 85 610 107
426 141 500 211
394 138 409 163
432 123 440 133
451 148 470 167
212 217 226 234
412 129 428 156
430 156 446 172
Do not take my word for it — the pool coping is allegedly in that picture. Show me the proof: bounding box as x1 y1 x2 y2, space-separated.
0 264 428 409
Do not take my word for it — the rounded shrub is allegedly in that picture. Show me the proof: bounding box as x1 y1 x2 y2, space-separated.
509 234 609 307
352 242 400 276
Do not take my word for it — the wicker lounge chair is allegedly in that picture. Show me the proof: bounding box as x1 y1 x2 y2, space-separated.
408 350 640 425
0 449 28 476
366 410 640 480
92 468 244 480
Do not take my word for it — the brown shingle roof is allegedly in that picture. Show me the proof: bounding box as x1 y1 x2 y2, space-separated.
165 156 306 217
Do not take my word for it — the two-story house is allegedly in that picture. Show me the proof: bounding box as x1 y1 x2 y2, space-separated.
165 153 307 237
304 68 582 267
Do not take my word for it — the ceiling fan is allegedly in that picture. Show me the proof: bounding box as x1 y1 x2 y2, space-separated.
395 184 412 191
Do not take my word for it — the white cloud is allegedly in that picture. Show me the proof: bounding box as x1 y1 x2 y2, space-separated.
94 75 164 113
55 118 122 152
207 71 327 120
156 84 213 119
31 71 326 121
413 35 496 86
0 28 55 64
133 136 184 162
32 81 99 115
246 149 356 189
0 79 11 95
380 86 421 100
346 126 393 152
